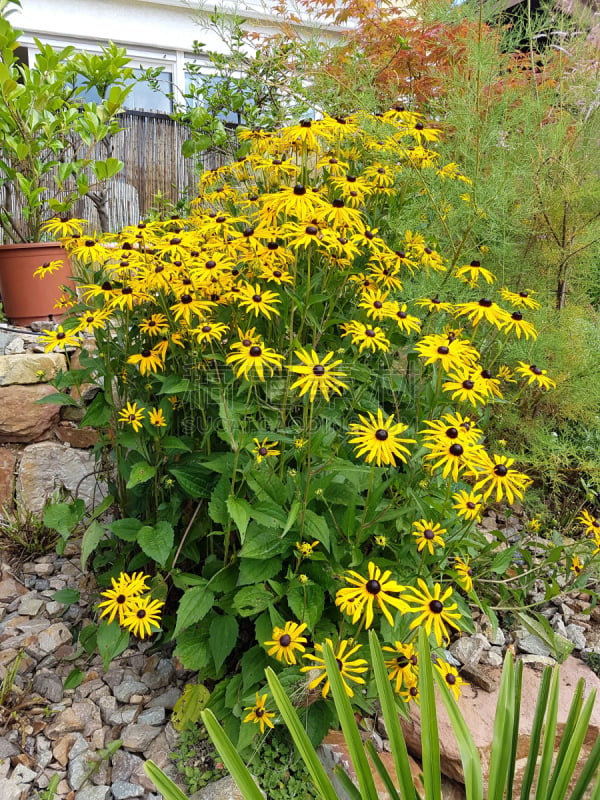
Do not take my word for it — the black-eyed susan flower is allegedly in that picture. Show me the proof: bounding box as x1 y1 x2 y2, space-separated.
65 237 109 264
295 540 319 558
454 557 474 592
366 261 403 291
122 595 164 639
401 579 461 645
149 407 167 427
514 361 556 390
400 678 420 705
454 298 511 329
118 401 146 433
412 519 446 555
335 561 407 628
97 571 150 625
442 367 490 407
41 216 87 238
479 368 503 399
499 287 541 310
75 309 110 334
226 340 284 381
501 311 538 340
236 282 281 319
570 556 584 576
243 692 276 734
472 453 530 504
497 364 517 383
452 490 484 522
38 325 80 353
33 259 65 278
358 287 395 321
301 639 369 698
127 347 164 376
191 321 229 345
289 349 348 402
340 321 390 353
455 260 496 287
348 409 415 467
577 509 600 537
252 438 280 464
414 297 454 314
414 333 479 371
435 660 468 700
383 641 418 693
423 438 485 482
264 621 308 665
170 294 215 324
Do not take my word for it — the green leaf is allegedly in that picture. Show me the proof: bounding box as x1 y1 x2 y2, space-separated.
304 700 334 748
303 509 331 551
210 615 238 672
35 392 79 406
232 585 273 617
238 557 281 586
52 588 80 605
81 520 104 570
171 683 211 731
96 619 129 672
239 527 292 560
169 464 213 498
109 517 143 542
137 521 174 567
63 669 85 690
418 629 441 800
226 496 252 539
80 391 112 427
200 713 265 800
43 500 85 540
126 461 157 489
162 436 192 453
241 646 269 691
175 585 215 635
144 760 190 800
173 627 211 671
490 547 516 575
287 583 324 631
157 375 190 394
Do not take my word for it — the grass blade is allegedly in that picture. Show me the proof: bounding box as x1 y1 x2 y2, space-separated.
266 667 339 800
322 641 379 800
365 740 403 800
488 652 516 800
505 658 523 800
534 666 560 800
334 764 368 800
433 666 483 800
547 678 584 797
418 629 442 800
200 710 265 800
549 690 596 800
369 630 419 800
520 666 552 800
570 728 600 800
143 759 193 800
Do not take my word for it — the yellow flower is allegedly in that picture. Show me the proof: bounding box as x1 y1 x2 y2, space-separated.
401 579 461 645
97 572 150 625
38 325 80 352
127 347 164 376
301 639 368 698
336 562 407 629
411 519 446 555
33 259 65 278
243 693 276 734
118 402 146 433
149 407 167 427
435 660 469 700
296 541 319 558
348 409 415 467
289 349 348 403
264 621 308 665
121 595 164 639
252 438 280 463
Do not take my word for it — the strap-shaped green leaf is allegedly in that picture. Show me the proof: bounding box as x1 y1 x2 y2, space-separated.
520 667 552 800
417 629 442 800
200 709 264 800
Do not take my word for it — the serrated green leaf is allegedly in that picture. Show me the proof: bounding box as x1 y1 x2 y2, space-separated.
287 583 324 631
226 496 251 539
109 517 143 542
52 588 80 605
126 461 156 489
171 683 211 731
232 585 273 617
137 521 174 567
63 668 85 690
97 619 129 671
210 615 238 672
81 520 105 570
175 585 215 635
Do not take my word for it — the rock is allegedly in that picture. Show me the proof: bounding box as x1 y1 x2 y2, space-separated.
24 621 72 658
0 776 21 800
141 657 175 690
16 441 105 513
121 724 162 752
480 617 506 647
400 656 600 788
0 737 19 758
0 384 61 443
111 781 145 799
480 648 504 667
0 353 66 386
75 787 111 800
11 763 37 785
18 593 44 616
55 421 98 449
191 775 265 800
514 630 553 658
137 707 165 726
519 654 557 668
4 337 25 355
0 448 17 515
45 700 102 740
0 577 27 602
146 687 181 709
565 624 587 651
113 679 149 704
111 751 144 783
33 670 64 703
448 635 487 665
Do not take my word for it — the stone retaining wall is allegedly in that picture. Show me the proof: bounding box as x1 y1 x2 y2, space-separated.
0 324 103 519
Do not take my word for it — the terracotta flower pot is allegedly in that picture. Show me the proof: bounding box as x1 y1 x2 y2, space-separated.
0 241 75 327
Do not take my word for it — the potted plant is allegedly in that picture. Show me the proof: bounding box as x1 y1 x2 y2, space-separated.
0 0 137 325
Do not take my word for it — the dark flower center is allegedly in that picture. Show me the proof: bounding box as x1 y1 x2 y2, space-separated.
201 325 212 333
446 427 459 439
437 345 450 355
397 311 407 319
429 600 443 614
252 294 262 303
141 350 151 358
481 369 492 379
373 300 383 309
466 501 476 509
216 216 226 223
424 529 435 540
122 287 133 295
470 260 481 267
462 380 475 390
205 260 216 269
347 175 357 182
511 312 523 321
136 609 146 619
84 240 96 247
446 673 457 685
255 708 264 717
424 247 432 254
279 634 291 647
479 299 492 307
101 281 112 290
273 270 282 278
364 230 374 240
494 464 509 477
396 655 409 668
366 579 381 594
449 443 464 457
181 294 192 304
305 225 318 235
365 329 376 337
267 241 278 250
300 119 312 128
377 167 385 174
313 365 325 376
259 447 268 457
375 429 389 441
294 184 306 195
332 198 345 208
530 365 543 375
170 237 181 245
116 594 126 604
409 686 418 697
57 332 66 340
249 346 262 357
415 122 424 130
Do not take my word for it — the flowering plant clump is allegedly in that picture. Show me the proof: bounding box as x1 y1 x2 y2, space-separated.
44 108 592 747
